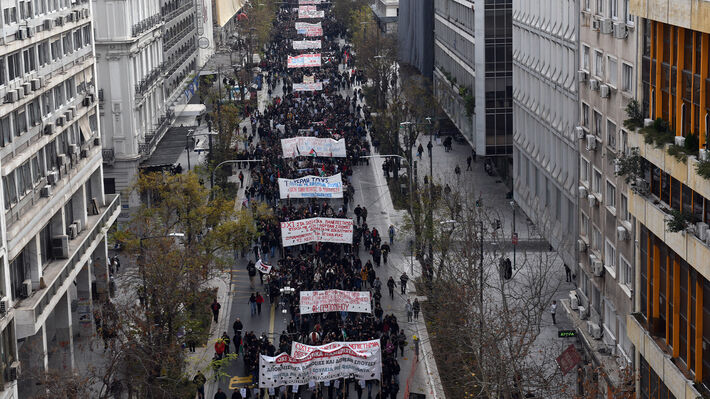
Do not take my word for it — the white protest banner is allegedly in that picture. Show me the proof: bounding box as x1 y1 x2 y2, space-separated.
278 173 343 199
280 218 353 247
299 290 372 314
299 0 321 4
255 259 272 274
291 340 380 358
258 346 381 388
293 82 323 92
287 54 322 68
303 75 315 83
293 40 322 50
295 22 323 36
281 137 346 158
298 5 324 19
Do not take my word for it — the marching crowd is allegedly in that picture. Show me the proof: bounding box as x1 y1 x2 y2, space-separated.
202 3 414 399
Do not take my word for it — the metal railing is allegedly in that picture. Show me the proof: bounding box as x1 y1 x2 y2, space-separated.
163 22 196 52
162 1 192 22
102 148 115 165
138 110 174 157
165 42 196 77
132 13 162 37
135 63 165 96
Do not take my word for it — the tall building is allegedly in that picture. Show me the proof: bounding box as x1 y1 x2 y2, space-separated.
626 1 710 397
0 0 120 396
397 0 433 79
567 0 638 395
95 0 199 211
512 0 578 269
433 0 512 171
372 0 398 34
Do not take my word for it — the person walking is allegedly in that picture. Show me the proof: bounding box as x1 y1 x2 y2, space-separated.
193 371 207 399
210 299 221 323
249 293 257 316
417 143 423 159
427 140 433 157
214 338 226 360
551 300 557 324
413 298 420 320
467 156 472 171
399 272 409 295
472 148 477 162
214 388 227 399
354 205 362 225
221 332 231 355
380 242 390 264
387 277 397 300
454 165 461 176
256 292 264 315
388 225 395 245
361 206 368 224
406 299 413 322
564 264 572 282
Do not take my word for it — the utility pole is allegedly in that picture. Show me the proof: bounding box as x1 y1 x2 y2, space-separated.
426 117 433 281
479 219 484 366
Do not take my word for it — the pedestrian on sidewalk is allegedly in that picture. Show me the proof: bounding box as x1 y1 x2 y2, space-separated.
233 317 243 353
472 148 477 162
361 206 368 224
455 165 461 176
399 272 409 295
406 299 413 322
387 277 396 300
214 388 227 399
193 371 206 399
417 144 423 159
238 171 244 188
247 261 257 288
210 299 221 323
221 332 231 354
380 243 390 264
551 300 557 324
249 293 257 316
388 225 395 245
427 140 433 157
564 264 572 282
413 298 420 320
354 204 362 225
214 338 226 360
467 156 472 171
256 292 264 315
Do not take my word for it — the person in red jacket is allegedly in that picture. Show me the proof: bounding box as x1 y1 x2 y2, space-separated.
214 338 226 360
255 292 264 316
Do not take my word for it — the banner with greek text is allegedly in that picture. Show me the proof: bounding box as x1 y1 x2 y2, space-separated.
259 346 381 388
298 5 324 19
299 290 371 314
280 217 353 247
287 54 322 68
295 22 323 36
278 173 343 199
291 340 380 358
293 40 322 50
255 259 272 274
280 137 346 158
293 82 323 92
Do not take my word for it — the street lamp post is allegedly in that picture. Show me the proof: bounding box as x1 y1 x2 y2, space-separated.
510 200 517 270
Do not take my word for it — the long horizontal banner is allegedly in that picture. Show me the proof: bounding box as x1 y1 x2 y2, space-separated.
293 40 322 50
298 5 324 19
295 22 323 37
280 217 353 247
291 340 380 358
300 290 371 314
255 259 272 274
278 173 343 199
259 344 381 388
281 137 346 158
299 0 322 4
287 54 322 68
293 82 323 92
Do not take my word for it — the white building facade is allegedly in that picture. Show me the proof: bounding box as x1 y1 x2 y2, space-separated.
512 0 579 269
0 0 120 396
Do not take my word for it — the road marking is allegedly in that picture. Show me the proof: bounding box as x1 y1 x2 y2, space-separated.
268 303 276 342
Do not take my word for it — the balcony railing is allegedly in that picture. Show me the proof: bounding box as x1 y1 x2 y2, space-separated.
162 1 192 22
102 148 114 165
132 13 162 37
163 23 196 52
166 42 196 78
14 193 121 339
138 110 174 157
135 63 165 96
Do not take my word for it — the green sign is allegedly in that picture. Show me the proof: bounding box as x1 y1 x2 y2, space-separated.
558 330 577 338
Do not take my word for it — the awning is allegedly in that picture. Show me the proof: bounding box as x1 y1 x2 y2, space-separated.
140 126 191 169
215 0 247 27
79 116 92 142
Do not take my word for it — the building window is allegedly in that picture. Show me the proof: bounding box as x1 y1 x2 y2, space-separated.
0 116 10 147
594 50 604 78
3 7 17 24
620 193 628 221
607 56 618 86
592 226 602 251
596 0 603 14
605 239 616 276
50 39 61 61
13 108 27 137
582 44 590 71
581 157 590 184
609 0 617 19
624 0 634 24
607 119 617 149
581 212 589 238
620 255 632 289
606 180 616 210
0 56 5 86
7 52 20 81
592 168 602 194
620 129 629 154
622 63 633 92
582 102 590 127
594 110 603 136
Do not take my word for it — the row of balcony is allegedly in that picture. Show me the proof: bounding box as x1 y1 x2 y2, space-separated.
131 13 162 37
166 42 196 78
163 23 195 53
138 109 174 157
162 1 193 23
135 62 166 96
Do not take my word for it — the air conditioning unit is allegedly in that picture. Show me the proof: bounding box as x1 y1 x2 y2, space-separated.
600 84 610 98
578 186 588 199
590 79 600 90
577 70 588 83
26 26 34 38
588 321 603 339
674 136 686 147
613 22 628 38
700 149 709 161
569 291 580 310
577 239 588 253
47 171 59 185
15 29 26 40
93 137 100 146
593 260 604 277
66 13 74 22
73 219 83 233
586 134 598 151
0 297 8 316
56 116 66 126
43 19 52 30
80 149 88 158
697 222 709 241
7 361 19 381
588 194 598 207
40 185 52 197
73 10 81 20
51 235 70 259
21 279 32 298
82 9 89 18
44 123 54 135
22 83 31 95
617 225 629 241
16 88 24 100
69 144 79 156
591 18 600 31
82 97 91 106
57 154 69 166
55 17 64 26
579 306 589 320
31 79 41 91
575 126 585 139
5 90 18 103
67 224 78 239
66 107 76 120
600 18 613 34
